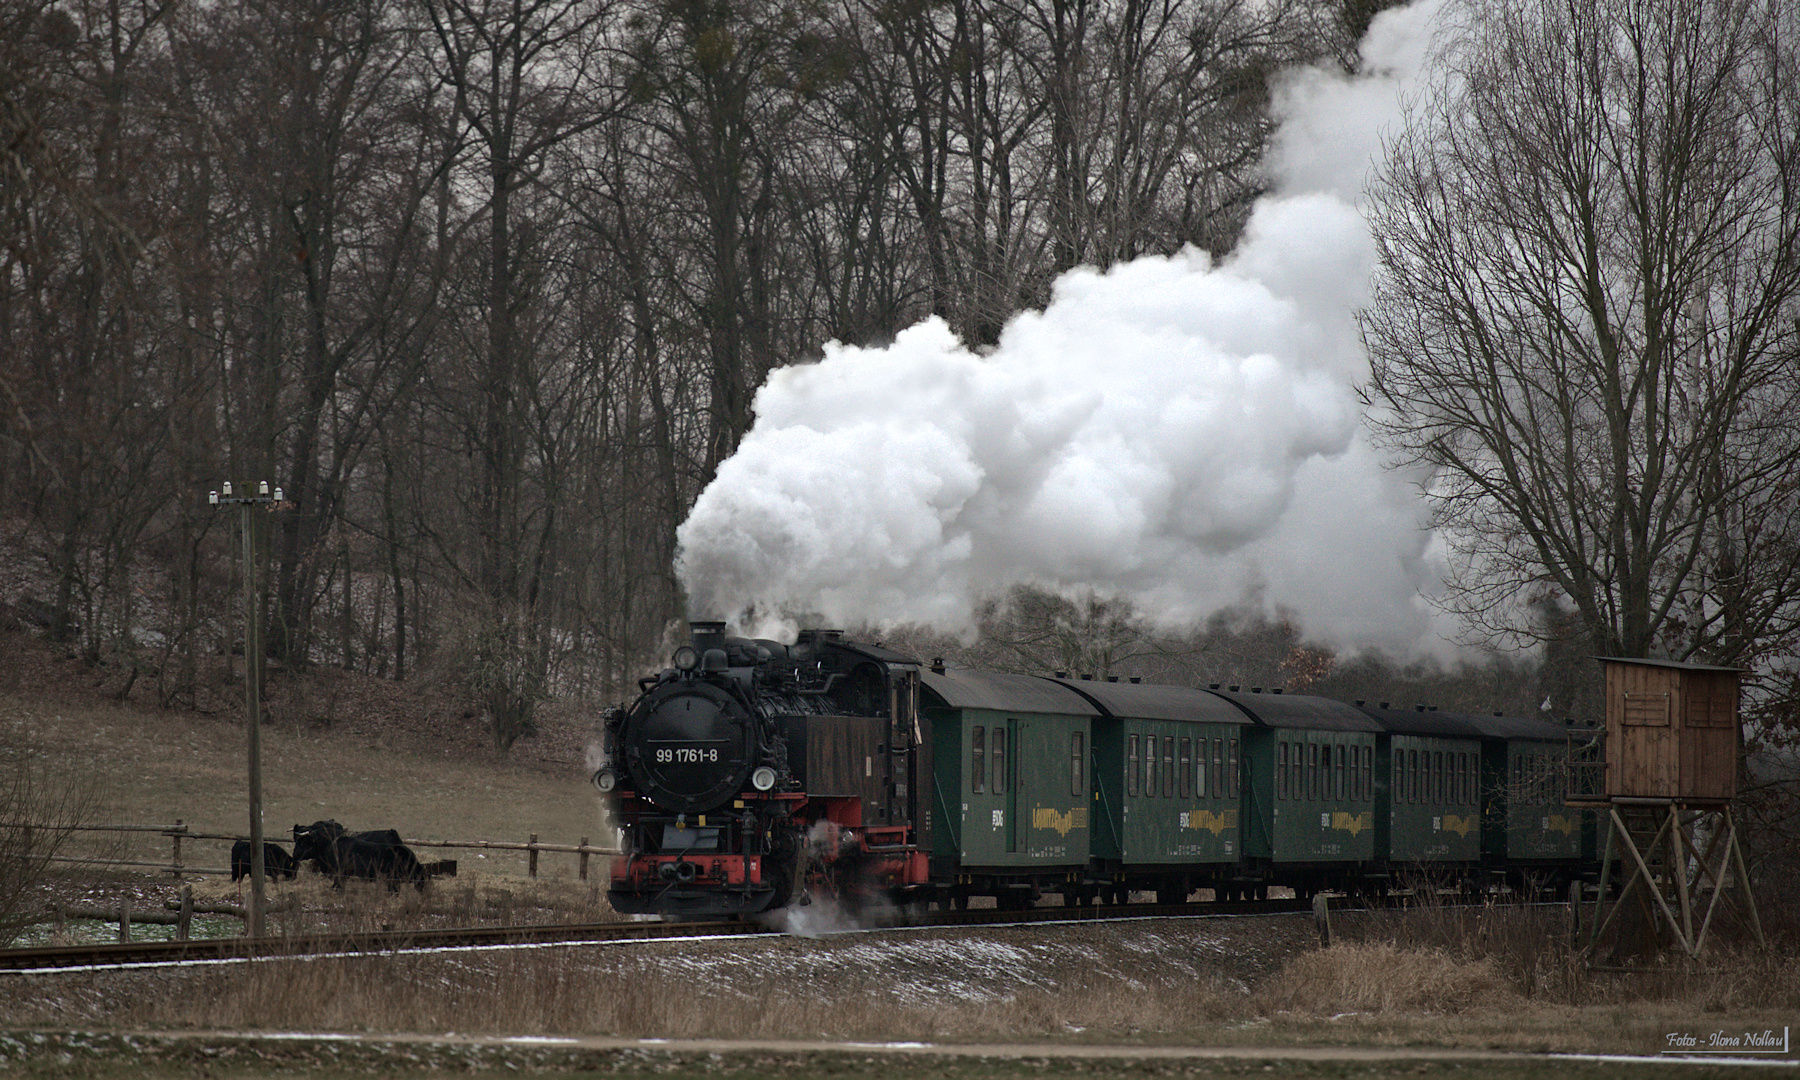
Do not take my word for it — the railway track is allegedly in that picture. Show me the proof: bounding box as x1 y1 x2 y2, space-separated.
0 896 1335 972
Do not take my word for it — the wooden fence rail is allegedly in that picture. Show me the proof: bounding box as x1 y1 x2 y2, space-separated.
5 820 623 882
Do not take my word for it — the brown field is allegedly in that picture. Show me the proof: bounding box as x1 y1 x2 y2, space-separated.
1 629 1796 1078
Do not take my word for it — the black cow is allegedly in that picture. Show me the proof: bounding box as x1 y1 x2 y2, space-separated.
230 840 299 882
291 820 427 892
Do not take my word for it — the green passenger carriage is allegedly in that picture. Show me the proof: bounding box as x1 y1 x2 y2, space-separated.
1352 704 1483 882
1466 713 1589 881
921 666 1096 908
1213 688 1380 898
1051 678 1255 903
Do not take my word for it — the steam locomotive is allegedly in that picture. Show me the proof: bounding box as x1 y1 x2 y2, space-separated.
594 622 1595 918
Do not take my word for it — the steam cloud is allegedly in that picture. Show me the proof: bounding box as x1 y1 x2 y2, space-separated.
678 2 1451 654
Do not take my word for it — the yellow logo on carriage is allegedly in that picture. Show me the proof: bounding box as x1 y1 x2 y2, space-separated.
1032 806 1089 836
1545 814 1576 836
1330 811 1370 836
1441 814 1475 837
1181 809 1237 835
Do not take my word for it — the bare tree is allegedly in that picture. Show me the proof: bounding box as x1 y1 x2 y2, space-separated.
422 0 620 747
0 734 97 946
1362 0 1800 677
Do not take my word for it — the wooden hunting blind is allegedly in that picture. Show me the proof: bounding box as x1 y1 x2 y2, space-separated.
1578 657 1761 962
1601 656 1740 801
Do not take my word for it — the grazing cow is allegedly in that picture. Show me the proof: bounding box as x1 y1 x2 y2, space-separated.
291 820 427 892
230 840 299 882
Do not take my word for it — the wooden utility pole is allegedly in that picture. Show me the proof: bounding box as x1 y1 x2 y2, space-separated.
211 481 286 938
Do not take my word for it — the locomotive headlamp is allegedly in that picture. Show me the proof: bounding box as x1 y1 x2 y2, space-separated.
592 767 618 794
751 765 778 792
673 645 700 672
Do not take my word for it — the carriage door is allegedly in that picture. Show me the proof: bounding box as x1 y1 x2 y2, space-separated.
1002 719 1022 853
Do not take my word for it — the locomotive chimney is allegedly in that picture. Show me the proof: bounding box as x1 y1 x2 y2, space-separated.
930 657 946 675
690 621 727 656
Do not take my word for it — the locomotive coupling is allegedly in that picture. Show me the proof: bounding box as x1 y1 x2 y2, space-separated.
657 860 698 883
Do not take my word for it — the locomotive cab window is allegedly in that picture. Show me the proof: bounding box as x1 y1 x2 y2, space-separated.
971 727 985 794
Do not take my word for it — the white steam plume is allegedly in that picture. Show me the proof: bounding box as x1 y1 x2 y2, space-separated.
678 2 1451 654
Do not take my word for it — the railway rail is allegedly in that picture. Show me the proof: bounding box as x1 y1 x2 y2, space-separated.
0 894 1405 972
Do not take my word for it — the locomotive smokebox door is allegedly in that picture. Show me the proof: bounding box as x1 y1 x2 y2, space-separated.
624 680 757 814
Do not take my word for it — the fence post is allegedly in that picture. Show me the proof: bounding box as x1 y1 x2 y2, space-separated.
178 886 193 941
579 837 589 881
528 833 539 878
170 820 185 879
1313 891 1331 947
119 898 132 944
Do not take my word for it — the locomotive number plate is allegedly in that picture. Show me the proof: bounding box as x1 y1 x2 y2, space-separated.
656 747 721 763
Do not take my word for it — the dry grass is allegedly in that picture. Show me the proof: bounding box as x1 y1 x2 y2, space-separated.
0 682 609 885
0 927 1263 1042
1255 942 1515 1016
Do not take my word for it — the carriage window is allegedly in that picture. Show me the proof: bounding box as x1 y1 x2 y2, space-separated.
1144 733 1157 798
993 729 1007 794
1213 738 1224 798
1307 743 1319 800
1336 746 1346 800
1127 734 1139 797
1320 745 1332 800
1071 732 1085 796
1436 751 1445 804
1363 746 1372 802
1292 743 1304 801
1228 739 1239 798
1277 742 1288 800
1163 736 1176 798
1179 738 1192 799
1196 739 1207 798
971 727 985 794
1409 749 1420 803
